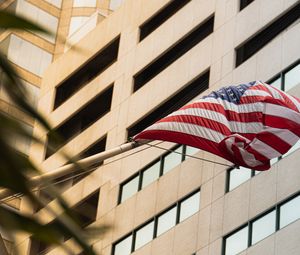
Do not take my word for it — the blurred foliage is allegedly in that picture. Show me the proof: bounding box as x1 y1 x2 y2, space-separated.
0 9 105 255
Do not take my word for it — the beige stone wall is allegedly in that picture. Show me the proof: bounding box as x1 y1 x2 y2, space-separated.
11 0 300 254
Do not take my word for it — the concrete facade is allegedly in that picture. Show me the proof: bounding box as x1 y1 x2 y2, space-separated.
6 0 300 254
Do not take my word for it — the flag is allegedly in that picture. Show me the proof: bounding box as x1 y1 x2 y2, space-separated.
134 81 300 170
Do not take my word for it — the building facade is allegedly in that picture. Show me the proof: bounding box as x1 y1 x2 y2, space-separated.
0 0 124 157
5 0 300 254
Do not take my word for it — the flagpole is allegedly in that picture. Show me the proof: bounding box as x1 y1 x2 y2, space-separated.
0 141 143 201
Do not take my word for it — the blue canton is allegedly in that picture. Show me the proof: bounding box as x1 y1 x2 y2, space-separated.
204 81 256 104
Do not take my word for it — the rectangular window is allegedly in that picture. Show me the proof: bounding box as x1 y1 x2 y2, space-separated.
284 63 300 91
162 145 183 174
128 70 209 137
2 35 52 77
251 210 276 245
113 235 133 255
73 0 97 7
280 195 300 229
119 145 185 204
119 175 139 203
179 191 200 222
185 146 200 157
156 206 177 236
240 0 255 11
223 192 300 255
46 85 113 158
54 37 119 109
134 221 154 250
113 188 201 255
139 0 191 41
227 167 252 191
15 0 58 42
141 161 160 188
30 190 99 254
236 3 300 67
133 16 214 91
224 226 249 255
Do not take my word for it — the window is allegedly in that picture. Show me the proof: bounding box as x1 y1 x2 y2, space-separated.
179 191 200 222
113 189 200 254
268 60 300 91
227 167 252 191
46 85 113 158
54 37 119 109
128 70 209 137
156 206 177 236
139 0 191 41
45 0 61 8
73 0 97 7
280 195 300 229
109 0 124 11
236 3 300 67
69 16 90 35
133 16 214 91
185 146 200 157
223 192 300 255
31 190 99 255
224 226 248 255
13 0 58 42
119 175 139 203
134 221 154 250
284 63 300 91
141 161 160 189
239 0 254 11
162 146 183 174
251 210 276 245
119 144 200 203
2 35 52 76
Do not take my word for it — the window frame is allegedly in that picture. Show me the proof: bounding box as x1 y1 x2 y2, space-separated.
113 188 201 255
222 191 300 255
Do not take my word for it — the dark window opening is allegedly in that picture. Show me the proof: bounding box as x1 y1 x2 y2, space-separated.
46 85 113 159
236 3 300 67
54 36 119 109
240 0 255 11
30 190 99 255
139 0 191 41
36 136 106 212
128 70 209 138
134 15 214 92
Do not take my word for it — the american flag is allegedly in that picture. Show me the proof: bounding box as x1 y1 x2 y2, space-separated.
134 81 300 170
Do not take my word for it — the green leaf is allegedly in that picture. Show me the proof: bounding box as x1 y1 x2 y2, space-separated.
0 10 48 33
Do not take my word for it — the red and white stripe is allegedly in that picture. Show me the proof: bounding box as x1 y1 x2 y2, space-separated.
135 81 300 170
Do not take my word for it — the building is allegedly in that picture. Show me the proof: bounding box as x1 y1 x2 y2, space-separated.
0 0 124 157
3 0 300 254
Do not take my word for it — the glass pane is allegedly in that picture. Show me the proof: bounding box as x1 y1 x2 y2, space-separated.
225 226 248 255
179 191 200 222
251 210 276 245
156 207 177 236
69 16 90 35
269 77 281 90
185 146 200 157
228 167 252 191
109 0 124 10
280 195 300 228
282 140 300 158
162 146 183 174
270 157 278 165
120 176 139 203
134 221 154 250
114 235 132 255
141 161 160 188
73 0 97 7
284 64 300 91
